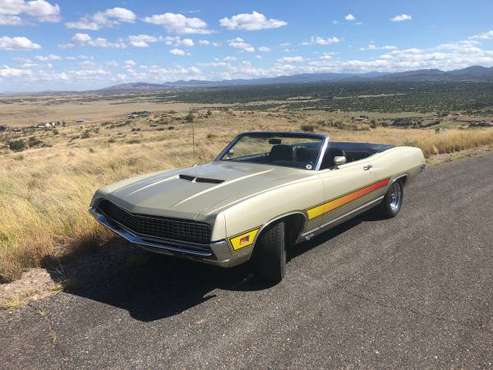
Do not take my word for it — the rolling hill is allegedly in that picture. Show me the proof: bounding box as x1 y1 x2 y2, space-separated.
101 66 493 92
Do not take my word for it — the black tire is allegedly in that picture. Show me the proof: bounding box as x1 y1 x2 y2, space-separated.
376 180 404 218
252 222 286 284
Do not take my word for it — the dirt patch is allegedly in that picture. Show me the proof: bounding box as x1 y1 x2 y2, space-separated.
0 268 59 309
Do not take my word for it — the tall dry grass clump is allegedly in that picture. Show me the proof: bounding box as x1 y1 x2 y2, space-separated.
413 129 493 157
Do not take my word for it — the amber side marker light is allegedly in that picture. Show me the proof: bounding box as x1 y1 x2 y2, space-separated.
229 228 260 251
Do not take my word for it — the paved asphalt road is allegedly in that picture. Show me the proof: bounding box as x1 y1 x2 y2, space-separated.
1 153 493 369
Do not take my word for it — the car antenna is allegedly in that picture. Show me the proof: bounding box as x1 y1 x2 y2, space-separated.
192 114 196 159
189 110 197 175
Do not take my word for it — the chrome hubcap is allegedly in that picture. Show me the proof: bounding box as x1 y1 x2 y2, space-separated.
389 183 401 212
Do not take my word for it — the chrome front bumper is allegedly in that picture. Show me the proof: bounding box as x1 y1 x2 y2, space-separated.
89 207 251 268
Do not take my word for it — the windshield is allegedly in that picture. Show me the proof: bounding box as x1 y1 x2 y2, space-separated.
218 133 324 170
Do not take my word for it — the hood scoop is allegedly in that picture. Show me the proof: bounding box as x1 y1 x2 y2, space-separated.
179 174 224 184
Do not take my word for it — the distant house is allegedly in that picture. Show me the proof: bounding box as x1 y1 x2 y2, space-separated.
128 111 151 119
0 125 7 132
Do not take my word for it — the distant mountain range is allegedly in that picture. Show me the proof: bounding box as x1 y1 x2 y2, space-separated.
101 66 493 92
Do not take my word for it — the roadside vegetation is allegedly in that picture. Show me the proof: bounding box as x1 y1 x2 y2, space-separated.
1 88 493 283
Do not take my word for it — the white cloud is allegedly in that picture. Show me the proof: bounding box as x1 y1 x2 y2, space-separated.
228 37 255 52
164 36 194 47
0 65 31 77
0 0 60 23
360 43 397 51
170 48 189 56
128 34 158 48
345 14 356 21
304 36 341 46
0 36 41 50
0 14 22 25
470 30 493 40
65 7 136 30
220 11 287 31
71 68 110 78
278 56 304 63
198 40 221 47
320 53 334 61
102 7 135 22
144 13 211 34
180 38 194 47
70 33 126 48
72 33 91 43
391 14 412 22
34 54 61 61
258 46 271 52
65 20 99 31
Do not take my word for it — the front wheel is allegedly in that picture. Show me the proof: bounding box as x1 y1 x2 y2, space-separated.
376 181 404 218
252 222 286 284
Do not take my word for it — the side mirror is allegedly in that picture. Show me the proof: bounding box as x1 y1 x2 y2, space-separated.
333 156 347 168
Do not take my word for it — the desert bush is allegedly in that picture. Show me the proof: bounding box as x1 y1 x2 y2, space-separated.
300 124 315 132
80 130 91 139
28 136 43 148
185 111 194 122
8 139 27 152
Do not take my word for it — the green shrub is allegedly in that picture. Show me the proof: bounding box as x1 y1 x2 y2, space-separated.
8 139 27 152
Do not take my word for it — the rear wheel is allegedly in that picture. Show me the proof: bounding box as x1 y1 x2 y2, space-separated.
252 222 286 284
376 181 404 218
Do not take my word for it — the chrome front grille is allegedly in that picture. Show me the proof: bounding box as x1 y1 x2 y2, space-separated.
97 200 211 245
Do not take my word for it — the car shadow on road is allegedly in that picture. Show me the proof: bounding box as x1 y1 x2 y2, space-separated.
51 211 377 322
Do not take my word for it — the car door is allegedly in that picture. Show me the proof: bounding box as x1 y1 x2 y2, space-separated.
305 154 382 231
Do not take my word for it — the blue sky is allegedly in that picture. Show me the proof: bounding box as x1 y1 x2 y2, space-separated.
1 0 493 91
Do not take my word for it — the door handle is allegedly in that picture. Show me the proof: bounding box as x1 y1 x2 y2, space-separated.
363 164 372 171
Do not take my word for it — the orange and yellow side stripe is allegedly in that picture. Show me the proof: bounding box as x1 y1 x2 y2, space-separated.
307 178 390 220
229 178 390 251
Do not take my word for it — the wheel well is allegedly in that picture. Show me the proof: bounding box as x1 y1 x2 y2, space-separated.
396 175 408 187
258 213 305 247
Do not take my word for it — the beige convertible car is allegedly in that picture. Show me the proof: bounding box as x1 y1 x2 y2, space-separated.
90 131 425 283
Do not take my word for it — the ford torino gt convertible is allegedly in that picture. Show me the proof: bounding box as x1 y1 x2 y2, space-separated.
90 132 425 283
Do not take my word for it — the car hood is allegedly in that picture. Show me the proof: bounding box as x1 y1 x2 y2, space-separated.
98 161 311 221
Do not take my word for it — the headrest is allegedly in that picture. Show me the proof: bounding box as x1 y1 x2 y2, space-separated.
295 147 319 163
269 144 294 161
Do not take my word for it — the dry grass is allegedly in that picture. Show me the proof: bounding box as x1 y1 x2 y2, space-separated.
1 108 493 282
328 127 493 157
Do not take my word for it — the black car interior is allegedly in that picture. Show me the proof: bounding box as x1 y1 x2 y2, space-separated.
224 138 394 170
